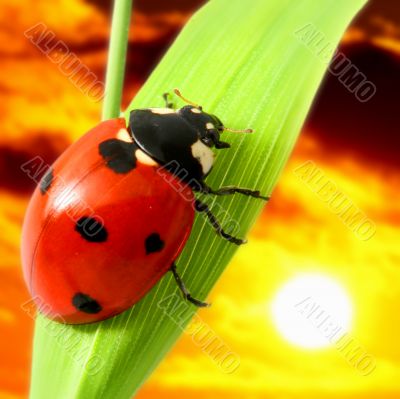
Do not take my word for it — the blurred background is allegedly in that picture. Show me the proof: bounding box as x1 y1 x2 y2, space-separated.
0 0 399 398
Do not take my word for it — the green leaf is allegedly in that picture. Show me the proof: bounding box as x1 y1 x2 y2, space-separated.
29 0 366 398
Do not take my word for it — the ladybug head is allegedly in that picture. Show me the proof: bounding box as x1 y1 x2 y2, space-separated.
128 89 252 186
174 89 252 150
178 106 229 149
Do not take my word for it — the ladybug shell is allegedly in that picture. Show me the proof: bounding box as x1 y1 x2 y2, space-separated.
21 118 195 324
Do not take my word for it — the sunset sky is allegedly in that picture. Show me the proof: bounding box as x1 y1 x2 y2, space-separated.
0 0 399 398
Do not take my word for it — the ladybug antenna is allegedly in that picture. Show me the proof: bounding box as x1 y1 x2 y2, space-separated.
174 88 202 109
223 127 253 134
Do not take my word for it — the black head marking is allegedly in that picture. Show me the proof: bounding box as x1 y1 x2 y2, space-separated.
39 167 54 194
145 233 165 254
99 138 138 174
129 109 204 183
178 106 226 148
72 293 102 314
75 216 108 242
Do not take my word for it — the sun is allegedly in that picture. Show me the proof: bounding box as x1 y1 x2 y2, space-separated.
270 274 353 349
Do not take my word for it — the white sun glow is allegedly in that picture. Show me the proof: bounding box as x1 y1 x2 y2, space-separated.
271 274 353 349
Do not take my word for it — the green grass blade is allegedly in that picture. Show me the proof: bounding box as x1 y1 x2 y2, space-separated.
29 1 366 398
101 0 132 120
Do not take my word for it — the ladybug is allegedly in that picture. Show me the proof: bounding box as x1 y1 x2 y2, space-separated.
21 89 269 324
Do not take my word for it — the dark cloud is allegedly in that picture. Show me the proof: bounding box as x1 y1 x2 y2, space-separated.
86 0 205 14
0 134 69 195
351 0 400 35
305 42 400 169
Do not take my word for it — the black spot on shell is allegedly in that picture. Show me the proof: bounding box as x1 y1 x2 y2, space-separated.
72 293 102 314
75 216 108 242
145 233 165 254
99 138 138 173
39 167 53 194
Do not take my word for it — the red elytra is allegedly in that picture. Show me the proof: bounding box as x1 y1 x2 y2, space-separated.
21 118 195 324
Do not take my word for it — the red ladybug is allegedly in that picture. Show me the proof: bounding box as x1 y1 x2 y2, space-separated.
21 90 268 324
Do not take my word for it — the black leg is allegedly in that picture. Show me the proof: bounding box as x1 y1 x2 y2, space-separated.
170 263 210 307
207 129 231 149
163 92 174 109
200 183 270 200
194 199 247 245
214 141 231 149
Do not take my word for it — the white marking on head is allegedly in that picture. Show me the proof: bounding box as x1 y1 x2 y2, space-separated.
148 108 176 114
116 128 133 143
206 122 215 130
191 140 214 175
135 149 159 166
191 108 202 114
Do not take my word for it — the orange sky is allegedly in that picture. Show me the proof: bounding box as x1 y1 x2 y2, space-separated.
0 1 399 398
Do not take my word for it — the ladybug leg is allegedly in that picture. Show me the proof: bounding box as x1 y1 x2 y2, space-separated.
170 263 210 307
214 140 231 149
199 183 270 201
162 92 175 109
207 129 231 149
194 199 247 245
